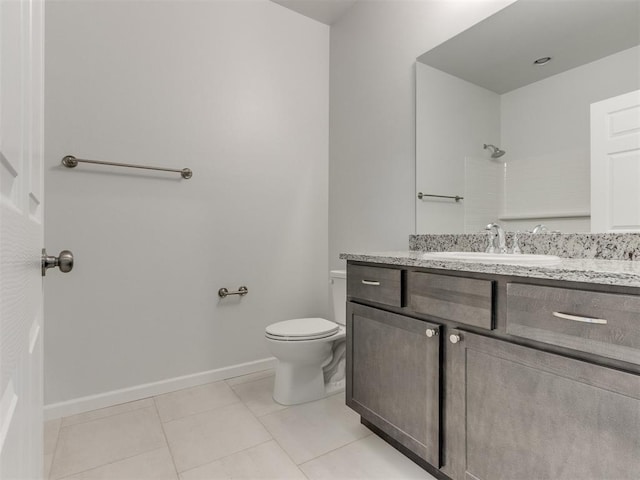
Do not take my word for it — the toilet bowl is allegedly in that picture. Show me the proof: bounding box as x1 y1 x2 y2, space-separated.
265 270 346 405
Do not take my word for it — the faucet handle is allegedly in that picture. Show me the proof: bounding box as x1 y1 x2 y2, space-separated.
532 224 549 234
485 229 496 253
511 231 522 254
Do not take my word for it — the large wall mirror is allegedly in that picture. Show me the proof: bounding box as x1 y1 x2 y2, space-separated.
416 0 640 234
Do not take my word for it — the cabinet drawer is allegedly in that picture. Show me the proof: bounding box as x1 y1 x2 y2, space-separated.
506 283 640 365
408 272 494 330
347 265 402 307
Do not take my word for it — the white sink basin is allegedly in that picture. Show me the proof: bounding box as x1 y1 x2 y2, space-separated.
420 251 561 265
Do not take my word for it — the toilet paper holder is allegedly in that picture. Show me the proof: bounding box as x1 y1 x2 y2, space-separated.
218 286 249 298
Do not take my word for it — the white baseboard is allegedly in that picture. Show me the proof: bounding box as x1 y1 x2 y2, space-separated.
44 357 277 421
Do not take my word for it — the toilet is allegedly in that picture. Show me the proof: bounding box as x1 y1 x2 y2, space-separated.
265 270 347 405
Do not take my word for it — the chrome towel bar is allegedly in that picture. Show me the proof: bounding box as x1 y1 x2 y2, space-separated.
218 286 249 298
417 192 463 202
62 155 193 179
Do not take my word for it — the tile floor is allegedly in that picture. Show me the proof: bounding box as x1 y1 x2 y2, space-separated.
44 369 436 480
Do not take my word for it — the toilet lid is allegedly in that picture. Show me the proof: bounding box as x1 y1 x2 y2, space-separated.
266 318 339 340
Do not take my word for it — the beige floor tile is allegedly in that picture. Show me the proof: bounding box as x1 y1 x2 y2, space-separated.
300 435 434 480
45 418 62 455
154 381 240 422
163 402 272 473
179 440 305 480
61 398 155 427
49 406 166 479
230 376 288 417
225 369 274 387
59 446 177 480
259 393 371 464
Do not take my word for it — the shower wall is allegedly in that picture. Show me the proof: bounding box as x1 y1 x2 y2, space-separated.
44 0 329 412
415 62 501 234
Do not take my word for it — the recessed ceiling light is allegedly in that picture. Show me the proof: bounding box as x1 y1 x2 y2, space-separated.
533 56 552 66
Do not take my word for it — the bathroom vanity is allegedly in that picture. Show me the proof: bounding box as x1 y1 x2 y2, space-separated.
341 248 640 480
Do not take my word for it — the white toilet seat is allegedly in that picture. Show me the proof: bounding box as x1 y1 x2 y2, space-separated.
265 317 340 342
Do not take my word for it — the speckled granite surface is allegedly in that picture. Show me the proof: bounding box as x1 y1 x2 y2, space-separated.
339 251 640 287
409 233 640 260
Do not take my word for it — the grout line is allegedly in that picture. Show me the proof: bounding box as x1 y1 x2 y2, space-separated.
297 431 374 468
224 369 275 388
256 393 373 468
227 374 276 393
253 404 307 467
51 446 169 480
153 397 181 479
253 415 307 474
57 397 154 428
55 372 270 430
271 438 309 475
254 405 290 418
235 387 309 474
176 438 275 477
162 396 277 474
52 402 174 479
157 397 243 425
153 379 262 425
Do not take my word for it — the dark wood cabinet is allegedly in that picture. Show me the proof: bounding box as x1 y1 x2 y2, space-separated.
347 264 403 307
506 282 640 365
346 261 640 480
447 329 640 480
408 271 494 330
346 302 441 467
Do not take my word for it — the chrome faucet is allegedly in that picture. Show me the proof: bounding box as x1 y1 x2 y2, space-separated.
486 223 508 254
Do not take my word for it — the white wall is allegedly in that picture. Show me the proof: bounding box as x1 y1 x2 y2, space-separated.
416 63 501 234
329 0 515 268
500 46 640 232
44 0 329 406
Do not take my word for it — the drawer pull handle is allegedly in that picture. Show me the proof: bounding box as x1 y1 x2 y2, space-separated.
552 312 608 325
361 280 381 286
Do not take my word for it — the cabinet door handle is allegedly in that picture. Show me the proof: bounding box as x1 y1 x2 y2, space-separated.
425 328 438 338
552 312 607 325
449 333 461 344
361 280 381 286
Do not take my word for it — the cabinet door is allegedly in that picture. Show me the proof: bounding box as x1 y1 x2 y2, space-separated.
448 330 640 480
346 302 440 466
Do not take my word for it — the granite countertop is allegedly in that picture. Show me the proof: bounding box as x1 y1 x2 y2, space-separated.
339 251 640 287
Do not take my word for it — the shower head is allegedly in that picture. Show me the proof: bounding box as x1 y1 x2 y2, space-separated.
484 144 506 159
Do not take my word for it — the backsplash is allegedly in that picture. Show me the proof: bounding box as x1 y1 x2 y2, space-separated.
409 233 640 260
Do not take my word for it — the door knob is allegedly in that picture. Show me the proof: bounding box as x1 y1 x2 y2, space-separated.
449 333 461 344
425 328 438 338
42 249 74 276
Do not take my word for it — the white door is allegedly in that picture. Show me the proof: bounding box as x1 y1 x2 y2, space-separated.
591 89 640 232
0 0 45 477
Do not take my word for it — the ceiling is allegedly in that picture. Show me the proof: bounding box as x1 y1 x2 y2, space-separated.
270 0 358 25
417 0 640 94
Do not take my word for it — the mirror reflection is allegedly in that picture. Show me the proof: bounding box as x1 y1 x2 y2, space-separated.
415 0 640 234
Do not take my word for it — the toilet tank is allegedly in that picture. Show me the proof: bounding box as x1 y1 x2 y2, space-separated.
330 270 347 325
